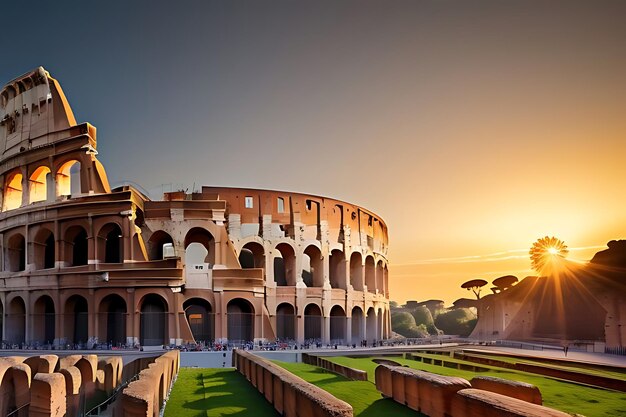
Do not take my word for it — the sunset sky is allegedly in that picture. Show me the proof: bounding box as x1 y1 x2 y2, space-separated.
3 1 625 305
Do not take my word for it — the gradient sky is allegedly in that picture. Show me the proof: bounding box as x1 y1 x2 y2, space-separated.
3 1 626 305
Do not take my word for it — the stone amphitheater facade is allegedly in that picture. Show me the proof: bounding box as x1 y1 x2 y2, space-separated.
0 67 390 348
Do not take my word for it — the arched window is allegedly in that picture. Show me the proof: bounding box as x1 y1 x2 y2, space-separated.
98 223 123 263
98 294 127 346
183 298 214 343
227 298 254 344
148 230 174 260
276 303 295 341
350 252 364 291
238 242 265 269
365 256 376 293
3 172 23 211
29 166 51 203
330 305 346 343
302 245 323 287
304 304 322 342
329 250 346 289
5 234 26 272
56 160 81 197
274 243 296 286
140 294 168 346
33 228 55 270
65 226 88 266
33 296 55 345
64 295 88 345
184 227 215 265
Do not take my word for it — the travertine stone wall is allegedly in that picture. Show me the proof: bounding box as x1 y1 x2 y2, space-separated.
375 364 574 417
301 353 368 381
451 388 572 417
120 350 180 417
470 376 542 405
233 349 353 417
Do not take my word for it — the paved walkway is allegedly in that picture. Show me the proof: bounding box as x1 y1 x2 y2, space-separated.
464 345 626 368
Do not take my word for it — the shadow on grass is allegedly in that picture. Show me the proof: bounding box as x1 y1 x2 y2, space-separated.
168 369 279 417
359 398 426 417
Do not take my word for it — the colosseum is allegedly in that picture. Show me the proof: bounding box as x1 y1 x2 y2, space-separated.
0 67 390 349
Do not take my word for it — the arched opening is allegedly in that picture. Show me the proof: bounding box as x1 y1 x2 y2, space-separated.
376 260 384 294
274 243 296 286
147 230 174 261
98 223 123 263
238 242 265 269
304 304 322 342
350 252 364 291
366 307 377 343
33 295 55 345
227 298 254 344
29 166 51 203
183 298 214 344
3 172 23 211
384 265 389 297
64 295 88 346
365 256 376 293
65 226 88 266
378 307 385 340
56 160 81 196
5 234 26 272
33 228 55 270
302 245 323 287
329 250 346 290
6 297 25 345
275 303 295 341
330 305 346 344
98 294 127 346
351 306 364 344
184 227 215 265
140 294 168 346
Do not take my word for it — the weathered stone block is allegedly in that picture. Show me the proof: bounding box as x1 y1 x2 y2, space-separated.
452 388 572 417
30 373 66 417
470 376 542 405
374 364 393 398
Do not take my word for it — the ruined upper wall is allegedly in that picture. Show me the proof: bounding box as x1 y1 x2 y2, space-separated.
0 67 77 163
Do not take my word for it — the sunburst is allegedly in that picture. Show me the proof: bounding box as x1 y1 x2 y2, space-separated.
530 236 569 276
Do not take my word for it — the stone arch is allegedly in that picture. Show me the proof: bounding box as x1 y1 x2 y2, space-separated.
97 222 123 263
303 303 322 342
29 165 52 203
184 227 215 265
365 255 376 293
56 159 81 196
274 242 296 286
5 233 26 272
377 307 385 340
140 293 168 346
147 230 174 261
183 298 214 343
329 305 346 344
64 295 89 346
239 241 265 269
302 245 323 288
33 227 55 270
98 294 127 346
376 260 384 294
64 225 89 266
366 307 377 343
329 249 346 290
226 298 254 343
383 264 389 297
275 303 295 341
3 171 23 211
351 306 364 344
349 252 364 291
6 296 25 345
33 295 55 345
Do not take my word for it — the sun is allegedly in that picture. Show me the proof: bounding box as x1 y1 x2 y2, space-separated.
529 236 569 275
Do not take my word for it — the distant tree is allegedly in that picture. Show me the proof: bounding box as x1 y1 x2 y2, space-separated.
391 311 429 338
492 275 518 293
461 279 488 299
410 305 440 335
389 300 399 309
434 308 477 337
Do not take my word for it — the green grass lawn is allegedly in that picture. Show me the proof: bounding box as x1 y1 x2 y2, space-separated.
326 356 626 417
164 368 279 417
273 361 423 417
